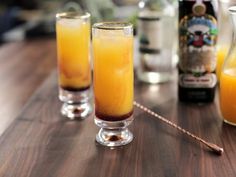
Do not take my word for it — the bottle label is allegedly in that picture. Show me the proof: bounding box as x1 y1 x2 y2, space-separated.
179 0 217 88
138 16 162 54
179 73 217 88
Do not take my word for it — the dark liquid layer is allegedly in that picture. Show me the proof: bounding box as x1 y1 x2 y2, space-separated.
95 110 133 121
61 85 90 92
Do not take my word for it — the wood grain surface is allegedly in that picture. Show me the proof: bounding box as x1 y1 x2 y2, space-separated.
0 39 56 135
0 67 235 177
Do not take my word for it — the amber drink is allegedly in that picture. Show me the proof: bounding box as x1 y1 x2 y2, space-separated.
92 22 134 146
56 12 92 119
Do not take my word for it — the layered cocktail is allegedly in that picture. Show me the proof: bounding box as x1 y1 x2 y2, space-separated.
56 12 92 119
92 22 134 146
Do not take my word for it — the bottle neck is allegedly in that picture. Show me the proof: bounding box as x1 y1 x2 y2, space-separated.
229 9 236 42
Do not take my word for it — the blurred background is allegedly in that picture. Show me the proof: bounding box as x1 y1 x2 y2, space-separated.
0 0 178 44
0 0 140 44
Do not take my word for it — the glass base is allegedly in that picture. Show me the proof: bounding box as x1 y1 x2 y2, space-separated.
223 119 236 126
61 102 92 120
59 87 92 119
95 116 134 147
59 87 91 103
96 128 133 147
137 70 172 84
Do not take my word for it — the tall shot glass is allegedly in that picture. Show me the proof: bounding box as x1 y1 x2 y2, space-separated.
56 12 92 119
92 22 134 146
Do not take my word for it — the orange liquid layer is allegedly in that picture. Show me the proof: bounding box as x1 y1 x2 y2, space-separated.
56 21 91 90
93 35 133 118
216 47 228 81
220 69 236 124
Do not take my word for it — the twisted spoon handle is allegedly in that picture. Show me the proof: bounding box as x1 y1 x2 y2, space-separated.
133 101 224 155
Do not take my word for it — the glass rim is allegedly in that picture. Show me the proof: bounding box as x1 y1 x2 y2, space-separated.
92 22 133 30
56 11 90 20
229 6 236 13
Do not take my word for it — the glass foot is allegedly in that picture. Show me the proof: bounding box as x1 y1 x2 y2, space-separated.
96 128 133 147
137 71 172 84
61 102 92 120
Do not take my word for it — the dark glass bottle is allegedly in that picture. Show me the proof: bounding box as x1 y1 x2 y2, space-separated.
178 0 218 102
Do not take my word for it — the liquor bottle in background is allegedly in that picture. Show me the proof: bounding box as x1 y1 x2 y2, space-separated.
178 0 218 102
137 0 177 84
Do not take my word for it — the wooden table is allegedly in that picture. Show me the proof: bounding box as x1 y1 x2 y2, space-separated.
0 39 235 177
